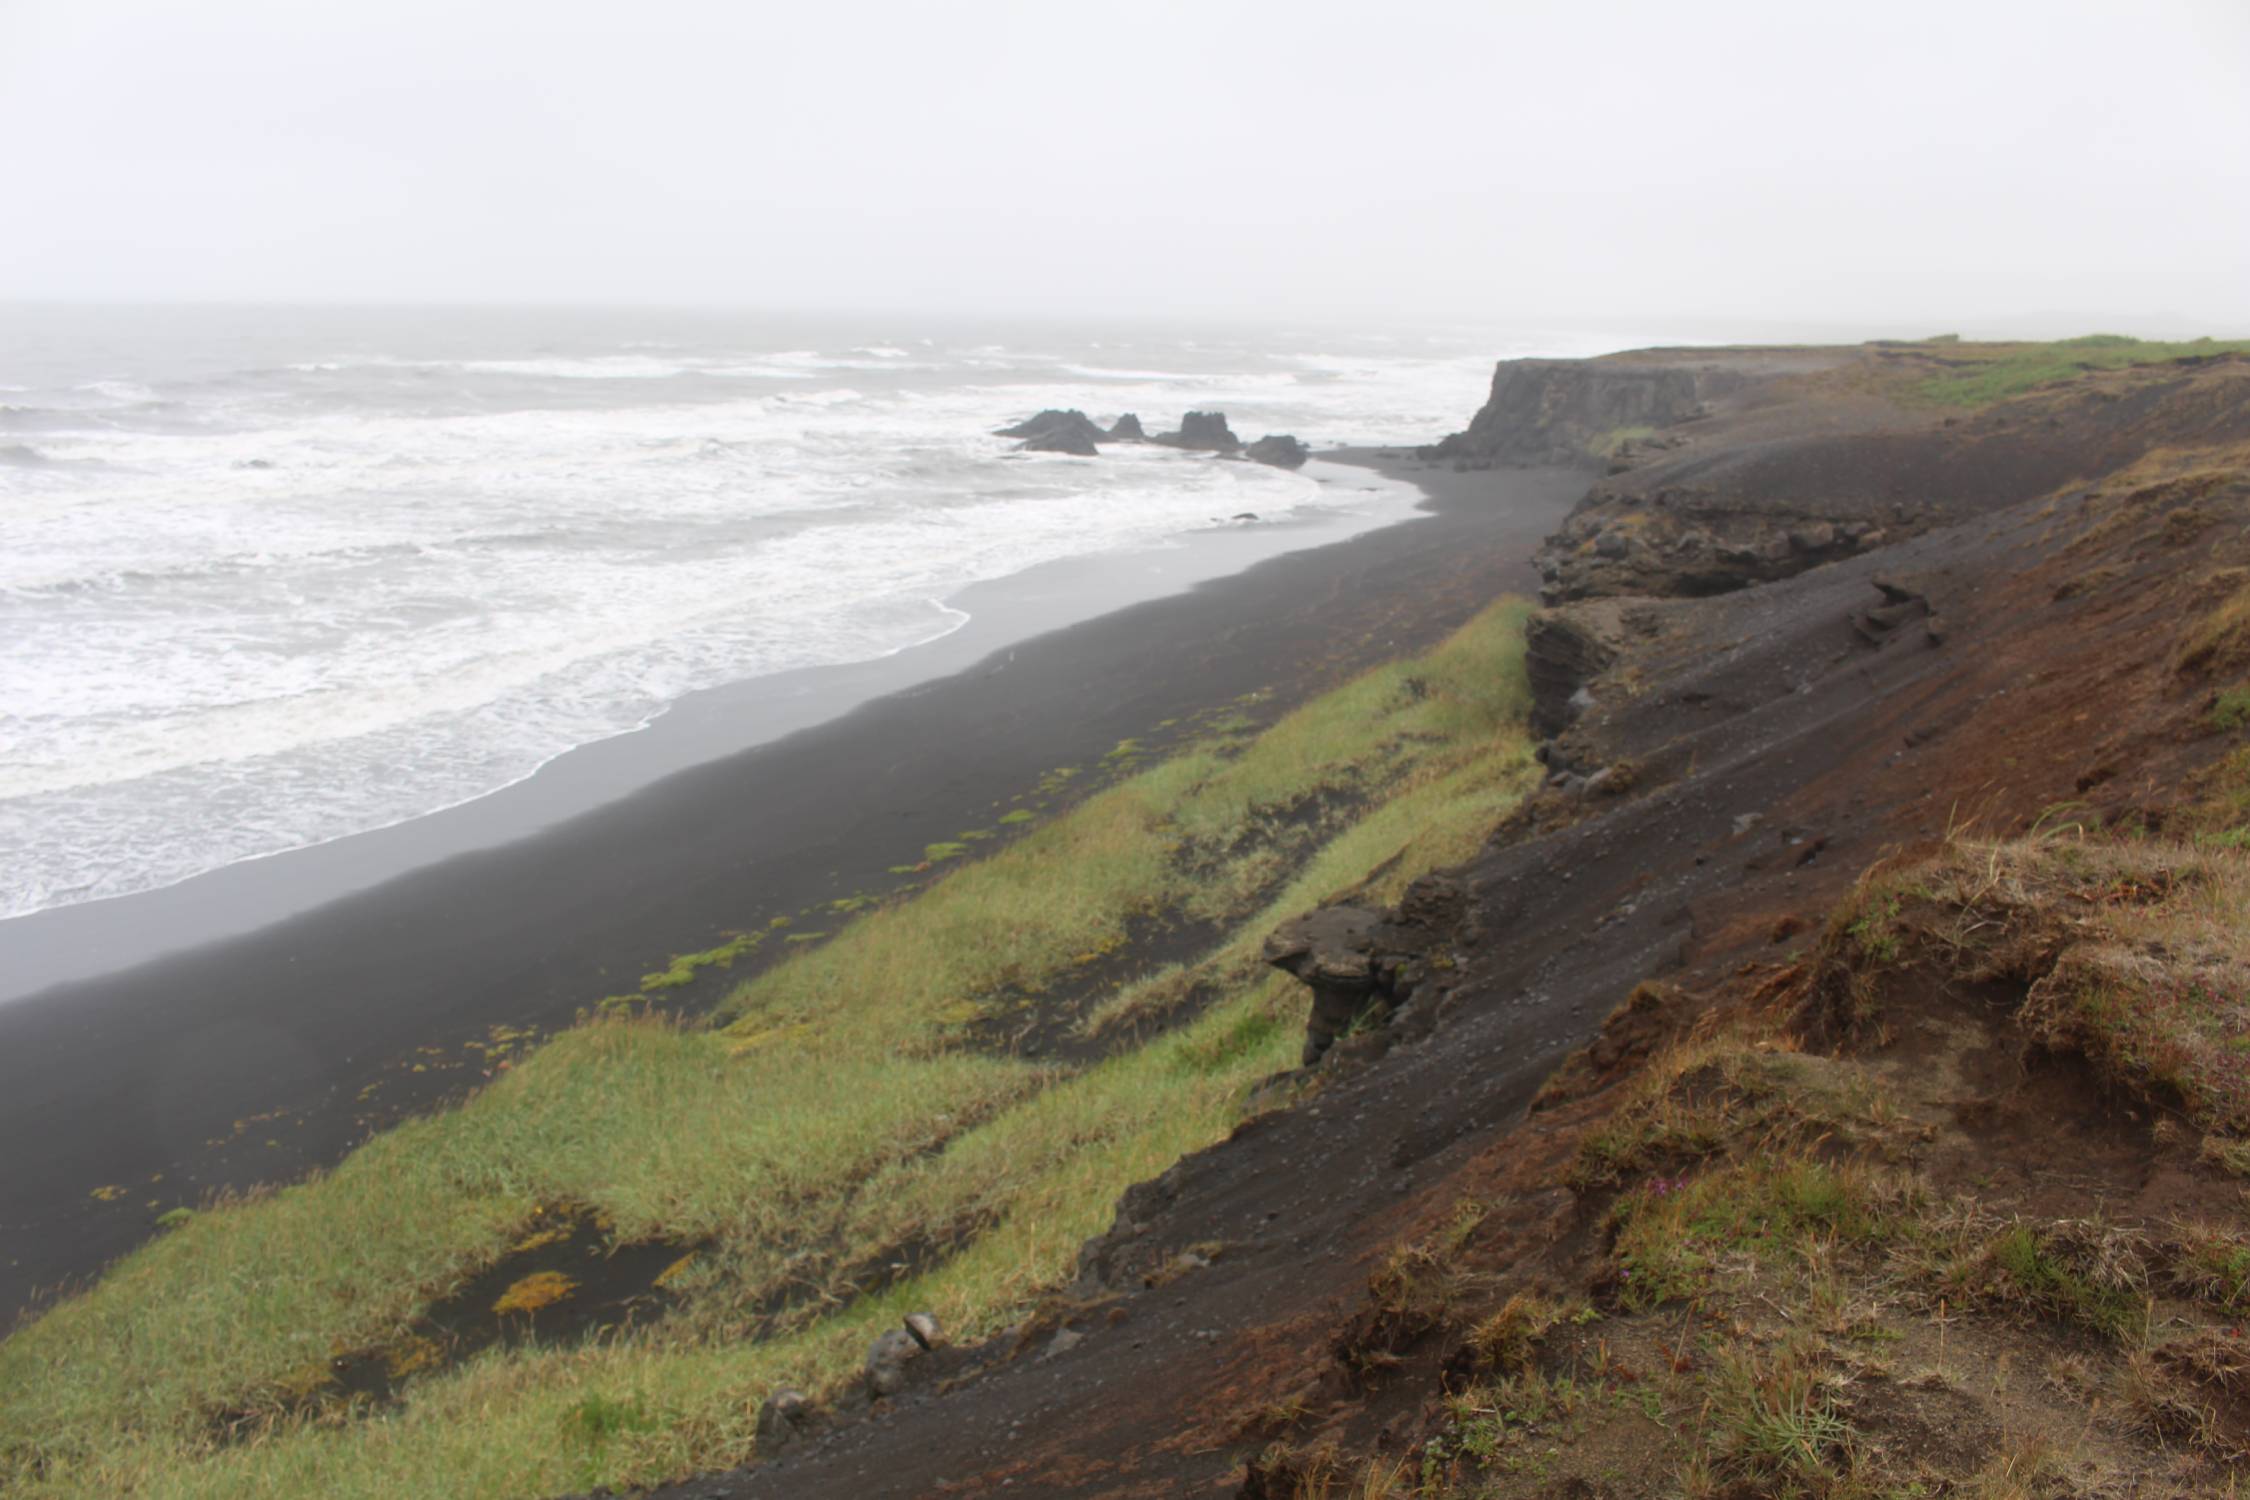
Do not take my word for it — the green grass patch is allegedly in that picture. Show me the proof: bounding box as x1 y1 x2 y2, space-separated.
638 930 763 992
1585 424 1656 459
2212 687 2250 733
1905 333 2250 408
1947 1223 2147 1341
1609 1159 1898 1311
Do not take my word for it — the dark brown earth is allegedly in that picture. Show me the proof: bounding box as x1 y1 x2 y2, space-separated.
0 459 1590 1326
628 349 2250 1497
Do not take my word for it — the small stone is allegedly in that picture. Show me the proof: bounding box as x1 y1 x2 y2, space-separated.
1044 1326 1084 1359
755 1387 811 1453
865 1326 925 1397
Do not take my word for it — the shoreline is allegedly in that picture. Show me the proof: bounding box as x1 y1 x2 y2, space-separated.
0 451 1591 1322
0 459 1423 1003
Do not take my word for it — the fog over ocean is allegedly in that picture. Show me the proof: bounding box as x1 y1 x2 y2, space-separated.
0 307 1628 922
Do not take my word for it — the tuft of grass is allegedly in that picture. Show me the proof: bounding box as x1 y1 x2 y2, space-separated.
1698 1342 1858 1492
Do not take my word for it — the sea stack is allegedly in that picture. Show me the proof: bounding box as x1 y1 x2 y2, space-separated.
1244 434 1310 469
998 409 1106 455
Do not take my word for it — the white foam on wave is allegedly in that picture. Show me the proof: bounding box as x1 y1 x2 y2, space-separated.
0 329 1539 919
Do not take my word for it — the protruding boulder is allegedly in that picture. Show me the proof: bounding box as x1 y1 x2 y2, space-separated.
1154 411 1241 453
1244 434 1310 469
1107 413 1147 442
997 409 1106 447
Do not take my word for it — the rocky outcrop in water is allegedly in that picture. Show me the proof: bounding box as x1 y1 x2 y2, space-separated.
1019 426 1100 456
1244 434 1310 469
1107 413 1147 442
1153 411 1242 453
998 410 1107 452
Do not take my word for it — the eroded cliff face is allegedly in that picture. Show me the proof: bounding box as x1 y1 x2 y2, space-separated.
1529 355 2250 605
1425 358 1739 467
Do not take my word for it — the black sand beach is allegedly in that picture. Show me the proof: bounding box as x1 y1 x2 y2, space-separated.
0 455 1588 1323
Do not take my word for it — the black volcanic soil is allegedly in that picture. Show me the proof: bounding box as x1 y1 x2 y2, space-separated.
632 352 2250 1498
0 461 1590 1325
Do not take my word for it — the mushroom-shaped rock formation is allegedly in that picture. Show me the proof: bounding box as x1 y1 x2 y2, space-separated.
1262 876 1465 1065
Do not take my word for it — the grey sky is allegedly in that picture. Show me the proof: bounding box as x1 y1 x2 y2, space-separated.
4 0 2246 333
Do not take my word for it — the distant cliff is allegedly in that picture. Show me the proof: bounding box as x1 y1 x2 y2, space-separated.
1425 356 1746 467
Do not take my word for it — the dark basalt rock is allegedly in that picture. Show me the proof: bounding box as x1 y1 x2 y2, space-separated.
1244 434 1310 469
1107 412 1147 442
1153 411 1242 453
1019 426 1099 456
1262 875 1464 1065
996 409 1107 446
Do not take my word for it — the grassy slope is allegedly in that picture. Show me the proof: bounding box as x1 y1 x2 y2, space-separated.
0 601 1541 1498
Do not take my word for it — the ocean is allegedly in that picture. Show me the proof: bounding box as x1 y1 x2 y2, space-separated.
0 306 1618 923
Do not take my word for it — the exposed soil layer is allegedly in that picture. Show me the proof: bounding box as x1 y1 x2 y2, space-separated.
632 349 2250 1496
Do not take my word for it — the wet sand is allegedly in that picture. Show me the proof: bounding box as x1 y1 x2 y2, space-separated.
0 453 1590 1323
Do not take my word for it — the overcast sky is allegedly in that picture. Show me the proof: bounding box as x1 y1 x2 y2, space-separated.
3 0 2245 335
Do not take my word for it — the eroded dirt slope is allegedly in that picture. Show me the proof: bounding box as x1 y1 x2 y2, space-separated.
640 351 2250 1498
